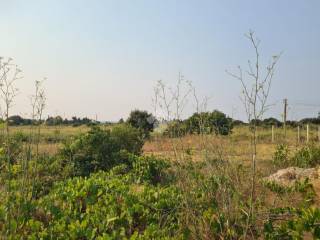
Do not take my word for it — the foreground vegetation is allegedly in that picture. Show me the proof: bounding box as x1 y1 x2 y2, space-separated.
1 122 320 239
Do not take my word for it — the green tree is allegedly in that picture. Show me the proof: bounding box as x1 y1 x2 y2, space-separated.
127 110 156 138
186 110 233 135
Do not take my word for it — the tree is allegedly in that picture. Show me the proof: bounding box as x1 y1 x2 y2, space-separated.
118 118 124 124
8 115 32 125
186 110 233 135
210 110 233 135
45 116 63 126
262 117 282 127
0 56 21 233
127 110 156 138
227 30 281 238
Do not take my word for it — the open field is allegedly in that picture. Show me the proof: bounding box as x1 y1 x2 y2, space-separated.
5 124 320 181
6 124 318 164
146 125 320 172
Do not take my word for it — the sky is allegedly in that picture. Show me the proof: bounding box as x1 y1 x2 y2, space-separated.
0 0 319 122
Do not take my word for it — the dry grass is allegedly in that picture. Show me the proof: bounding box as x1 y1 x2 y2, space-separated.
144 125 320 174
2 124 319 168
145 125 320 214
7 125 90 136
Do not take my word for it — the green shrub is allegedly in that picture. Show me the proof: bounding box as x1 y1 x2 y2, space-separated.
110 124 144 155
292 144 320 168
273 144 290 167
0 133 24 168
264 207 320 239
263 178 315 203
273 144 320 168
7 171 182 239
131 154 170 184
12 131 29 143
163 120 188 138
59 125 144 176
30 154 75 197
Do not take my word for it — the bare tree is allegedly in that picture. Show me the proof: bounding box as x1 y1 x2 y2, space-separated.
0 56 22 234
153 73 193 160
171 72 192 121
189 82 210 135
0 57 21 135
155 80 174 122
30 79 46 197
32 79 46 158
155 73 192 122
227 30 281 237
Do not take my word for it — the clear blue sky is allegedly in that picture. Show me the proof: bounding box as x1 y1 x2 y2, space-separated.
0 0 319 121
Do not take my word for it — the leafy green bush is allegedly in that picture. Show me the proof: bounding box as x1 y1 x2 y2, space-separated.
163 120 188 138
273 144 290 167
263 178 315 202
5 170 182 239
131 154 170 184
59 125 144 176
273 144 320 168
0 133 24 168
292 144 320 168
110 124 144 155
264 207 320 239
30 154 75 197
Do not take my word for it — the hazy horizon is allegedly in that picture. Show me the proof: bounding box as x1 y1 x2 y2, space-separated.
1 0 319 122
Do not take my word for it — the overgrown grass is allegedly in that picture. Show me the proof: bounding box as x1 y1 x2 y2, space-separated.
1 124 320 238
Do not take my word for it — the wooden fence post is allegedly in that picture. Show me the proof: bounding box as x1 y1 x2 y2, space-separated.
297 125 300 144
272 125 274 143
307 124 309 143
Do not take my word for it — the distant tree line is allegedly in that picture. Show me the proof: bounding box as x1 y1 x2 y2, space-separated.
45 116 99 126
2 115 100 126
2 112 320 129
247 116 320 128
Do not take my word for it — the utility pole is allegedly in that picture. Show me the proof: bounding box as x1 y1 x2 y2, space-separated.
283 98 288 139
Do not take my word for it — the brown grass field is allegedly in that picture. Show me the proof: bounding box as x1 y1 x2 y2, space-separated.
7 124 319 175
145 125 319 168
